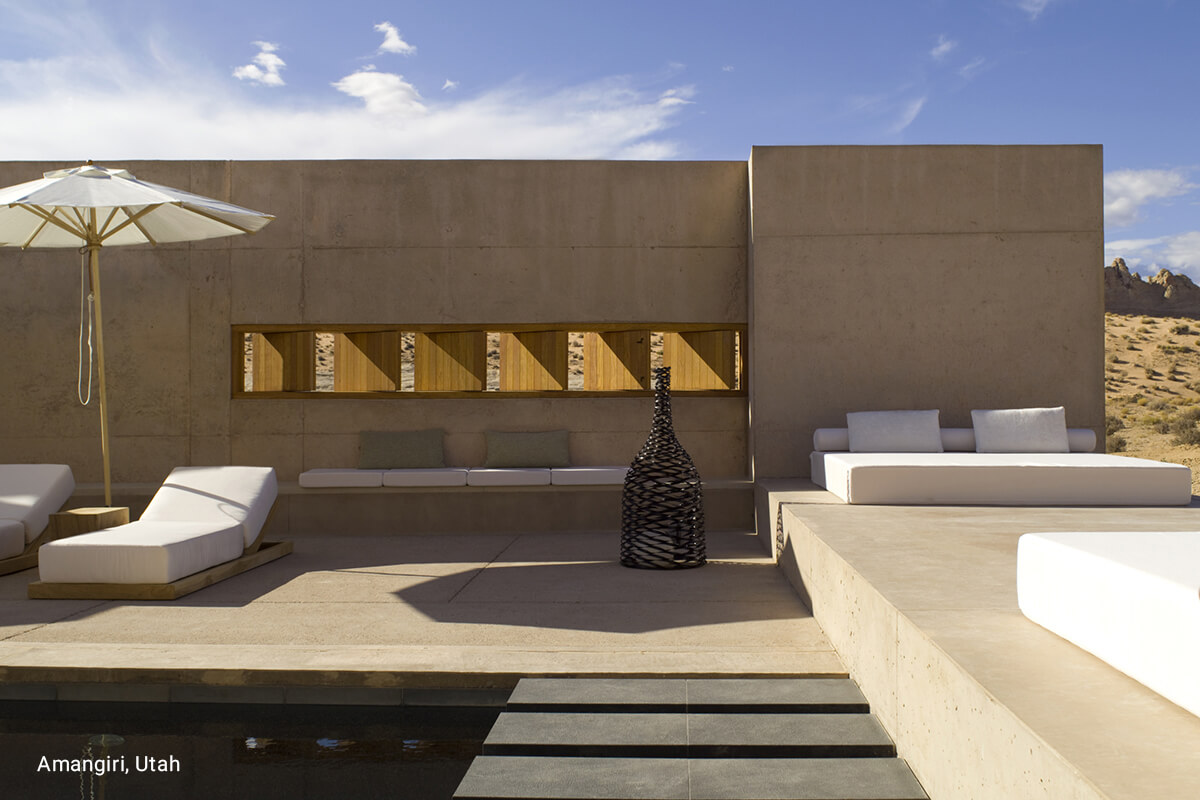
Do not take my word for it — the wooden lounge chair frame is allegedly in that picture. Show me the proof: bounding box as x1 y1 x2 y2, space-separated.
27 503 292 601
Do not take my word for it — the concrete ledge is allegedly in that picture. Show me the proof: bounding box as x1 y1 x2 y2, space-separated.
773 499 1200 800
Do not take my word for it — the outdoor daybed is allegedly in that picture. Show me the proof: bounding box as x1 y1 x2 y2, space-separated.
810 408 1192 506
29 466 290 600
0 464 76 575
1018 531 1200 718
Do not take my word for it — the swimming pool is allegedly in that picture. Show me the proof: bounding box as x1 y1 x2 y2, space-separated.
0 700 500 799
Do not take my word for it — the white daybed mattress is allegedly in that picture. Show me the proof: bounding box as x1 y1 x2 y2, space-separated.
0 464 76 558
812 451 1192 506
1018 531 1200 717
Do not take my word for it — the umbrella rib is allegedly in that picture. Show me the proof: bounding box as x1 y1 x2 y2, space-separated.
121 207 159 246
177 203 259 235
101 205 160 245
17 205 87 245
97 207 120 239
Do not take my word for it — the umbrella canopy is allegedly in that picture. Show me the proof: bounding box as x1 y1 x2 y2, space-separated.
0 163 273 248
0 163 274 505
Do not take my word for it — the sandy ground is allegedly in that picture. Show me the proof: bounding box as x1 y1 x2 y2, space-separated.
1105 312 1200 493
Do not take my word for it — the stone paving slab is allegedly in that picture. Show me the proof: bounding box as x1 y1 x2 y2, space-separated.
454 756 928 799
483 712 894 758
507 678 869 713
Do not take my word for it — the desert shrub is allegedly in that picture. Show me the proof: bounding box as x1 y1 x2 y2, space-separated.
1145 366 1159 379
1137 326 1151 334
1107 353 1121 364
1105 414 1125 435
1171 323 1193 335
1188 381 1200 394
1106 434 1127 452
1148 398 1170 410
1136 395 1149 405
1168 362 1182 381
1159 343 1192 354
1141 317 1157 324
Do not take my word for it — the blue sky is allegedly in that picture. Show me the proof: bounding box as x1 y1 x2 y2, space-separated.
1 0 1197 279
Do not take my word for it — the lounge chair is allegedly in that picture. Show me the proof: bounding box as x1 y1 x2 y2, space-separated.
29 466 291 600
0 464 76 576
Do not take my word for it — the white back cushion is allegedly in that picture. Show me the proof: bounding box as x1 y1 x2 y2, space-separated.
846 410 943 453
141 466 277 548
972 407 1069 453
0 464 75 542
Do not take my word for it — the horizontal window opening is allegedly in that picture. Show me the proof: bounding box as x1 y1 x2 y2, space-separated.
234 324 744 398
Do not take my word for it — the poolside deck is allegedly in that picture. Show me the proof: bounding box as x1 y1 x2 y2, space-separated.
770 482 1200 800
0 528 840 703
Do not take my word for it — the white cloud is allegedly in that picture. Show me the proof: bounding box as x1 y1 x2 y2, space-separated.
958 57 986 79
442 78 459 91
1017 0 1055 20
722 65 734 72
1104 168 1195 228
233 41 285 87
930 35 957 61
332 66 427 116
891 97 926 133
375 22 416 56
1106 232 1200 281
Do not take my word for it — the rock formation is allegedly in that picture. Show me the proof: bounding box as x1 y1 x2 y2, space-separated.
1104 258 1200 317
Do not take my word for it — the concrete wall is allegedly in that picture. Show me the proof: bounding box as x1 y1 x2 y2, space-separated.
748 145 1105 479
0 160 749 485
1 148 1105 492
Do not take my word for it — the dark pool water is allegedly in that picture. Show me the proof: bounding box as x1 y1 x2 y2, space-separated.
0 700 499 799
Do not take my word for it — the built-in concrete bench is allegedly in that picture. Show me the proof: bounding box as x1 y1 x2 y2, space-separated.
299 466 629 489
1018 530 1200 718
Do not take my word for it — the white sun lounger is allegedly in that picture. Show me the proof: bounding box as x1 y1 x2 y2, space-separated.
29 466 290 600
0 464 76 575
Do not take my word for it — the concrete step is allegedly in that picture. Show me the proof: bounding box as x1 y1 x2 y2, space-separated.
454 756 928 800
505 678 870 714
482 712 895 758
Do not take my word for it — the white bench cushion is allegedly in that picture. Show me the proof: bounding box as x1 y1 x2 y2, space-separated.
466 468 552 486
1018 531 1200 717
37 520 245 584
0 464 75 542
300 469 385 488
383 468 469 487
812 427 1097 453
0 519 25 559
550 467 629 485
141 466 277 548
812 452 1192 506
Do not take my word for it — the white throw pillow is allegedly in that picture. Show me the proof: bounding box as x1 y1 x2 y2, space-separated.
846 410 943 452
972 407 1069 453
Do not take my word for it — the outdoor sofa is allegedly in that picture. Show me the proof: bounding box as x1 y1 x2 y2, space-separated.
0 464 76 575
29 466 290 600
810 408 1192 506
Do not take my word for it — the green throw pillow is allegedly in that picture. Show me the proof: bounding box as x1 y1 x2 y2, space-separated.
358 429 446 469
484 430 570 468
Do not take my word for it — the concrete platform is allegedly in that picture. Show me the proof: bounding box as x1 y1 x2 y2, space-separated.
772 486 1200 800
0 529 841 700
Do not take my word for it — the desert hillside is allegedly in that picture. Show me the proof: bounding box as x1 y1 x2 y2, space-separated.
1105 312 1200 494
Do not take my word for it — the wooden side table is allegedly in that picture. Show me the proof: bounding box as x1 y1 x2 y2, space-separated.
47 507 130 539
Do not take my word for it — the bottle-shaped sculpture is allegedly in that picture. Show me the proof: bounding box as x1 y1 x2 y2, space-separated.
620 366 706 569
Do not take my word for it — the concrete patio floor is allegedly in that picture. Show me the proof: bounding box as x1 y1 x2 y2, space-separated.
0 529 842 701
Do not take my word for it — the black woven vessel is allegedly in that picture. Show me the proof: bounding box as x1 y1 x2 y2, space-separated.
620 366 705 569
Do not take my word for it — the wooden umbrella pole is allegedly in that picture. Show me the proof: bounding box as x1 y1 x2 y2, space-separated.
87 242 112 507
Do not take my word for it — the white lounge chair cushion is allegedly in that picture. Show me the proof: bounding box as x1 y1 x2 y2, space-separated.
383 468 469 487
972 406 1070 453
812 452 1192 506
38 520 245 584
1018 531 1200 717
466 468 552 486
550 467 629 485
846 410 943 452
299 469 384 488
0 520 25 559
0 464 75 542
141 466 277 548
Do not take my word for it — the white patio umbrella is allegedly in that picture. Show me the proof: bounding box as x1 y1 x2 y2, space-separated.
0 163 274 505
